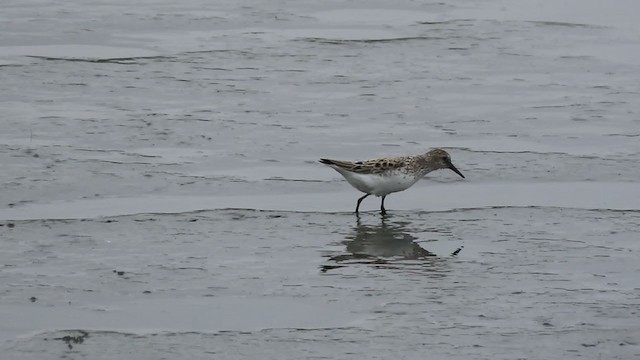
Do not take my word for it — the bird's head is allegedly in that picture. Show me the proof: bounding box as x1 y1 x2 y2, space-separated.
426 149 465 178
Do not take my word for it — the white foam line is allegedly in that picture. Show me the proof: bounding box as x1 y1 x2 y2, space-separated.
0 296 359 342
0 182 637 221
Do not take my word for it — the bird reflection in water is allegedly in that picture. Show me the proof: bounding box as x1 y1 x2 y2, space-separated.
322 215 448 273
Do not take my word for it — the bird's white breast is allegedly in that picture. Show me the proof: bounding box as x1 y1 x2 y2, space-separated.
340 170 419 197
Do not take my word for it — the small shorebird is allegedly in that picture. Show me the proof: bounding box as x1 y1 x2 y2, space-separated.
320 148 465 215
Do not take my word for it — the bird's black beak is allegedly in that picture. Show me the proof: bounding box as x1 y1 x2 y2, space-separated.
447 161 465 179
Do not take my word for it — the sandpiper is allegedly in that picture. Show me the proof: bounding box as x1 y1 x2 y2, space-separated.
320 148 465 215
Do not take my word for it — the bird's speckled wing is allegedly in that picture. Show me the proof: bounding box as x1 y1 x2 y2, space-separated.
319 156 412 175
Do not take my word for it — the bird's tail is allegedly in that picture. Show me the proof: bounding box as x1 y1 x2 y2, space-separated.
319 158 335 165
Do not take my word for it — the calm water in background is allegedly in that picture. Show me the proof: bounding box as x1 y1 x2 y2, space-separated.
1 0 639 359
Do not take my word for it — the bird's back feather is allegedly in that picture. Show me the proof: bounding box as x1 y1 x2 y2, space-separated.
319 157 409 175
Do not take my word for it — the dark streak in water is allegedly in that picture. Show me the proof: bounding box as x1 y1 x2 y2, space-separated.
300 36 445 45
417 19 474 25
263 178 325 182
528 21 596 28
606 133 639 137
26 55 174 64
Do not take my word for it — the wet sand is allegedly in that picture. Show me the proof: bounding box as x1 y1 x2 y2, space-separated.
1 0 639 359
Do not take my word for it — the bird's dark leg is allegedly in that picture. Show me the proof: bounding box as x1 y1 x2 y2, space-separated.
355 194 370 214
380 196 387 215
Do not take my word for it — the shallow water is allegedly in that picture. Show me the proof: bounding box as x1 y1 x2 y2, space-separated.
1 0 639 359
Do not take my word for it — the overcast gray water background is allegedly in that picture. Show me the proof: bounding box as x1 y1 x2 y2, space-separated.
1 0 639 359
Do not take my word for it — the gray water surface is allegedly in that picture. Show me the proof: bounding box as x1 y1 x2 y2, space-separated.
1 0 639 359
